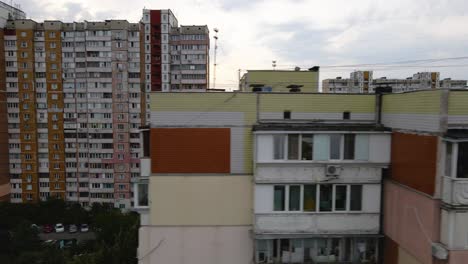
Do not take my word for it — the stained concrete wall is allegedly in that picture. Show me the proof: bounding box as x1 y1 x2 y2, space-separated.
384 180 440 264
138 226 254 264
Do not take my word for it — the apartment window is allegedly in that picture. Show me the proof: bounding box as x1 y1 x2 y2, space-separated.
273 135 285 160
274 186 286 211
301 135 313 160
273 184 363 212
289 185 301 211
344 134 355 160
49 32 56 38
350 185 363 211
458 142 468 178
445 142 453 176
136 183 149 207
303 185 317 211
275 134 315 160
49 42 56 48
334 185 347 211
287 134 299 160
445 141 468 178
319 185 333 212
330 135 341 160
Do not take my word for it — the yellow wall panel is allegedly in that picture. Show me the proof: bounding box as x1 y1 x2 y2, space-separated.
149 175 253 226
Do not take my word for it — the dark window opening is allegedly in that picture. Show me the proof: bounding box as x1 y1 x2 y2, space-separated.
457 142 468 178
284 111 291 120
343 111 351 120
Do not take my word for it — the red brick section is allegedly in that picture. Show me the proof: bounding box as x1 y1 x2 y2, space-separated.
391 132 438 196
151 128 231 173
0 29 10 201
383 236 399 264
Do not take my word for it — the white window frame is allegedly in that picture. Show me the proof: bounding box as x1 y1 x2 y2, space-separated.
272 184 362 213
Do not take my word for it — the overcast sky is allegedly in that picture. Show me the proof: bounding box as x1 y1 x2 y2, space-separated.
14 0 468 89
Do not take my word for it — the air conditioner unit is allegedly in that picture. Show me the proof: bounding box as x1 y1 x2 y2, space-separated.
432 243 448 260
326 165 341 177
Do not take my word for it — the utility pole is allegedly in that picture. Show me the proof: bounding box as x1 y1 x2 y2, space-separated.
213 28 219 89
272 60 277 70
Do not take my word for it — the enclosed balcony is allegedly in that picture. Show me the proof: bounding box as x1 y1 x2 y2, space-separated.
442 135 468 206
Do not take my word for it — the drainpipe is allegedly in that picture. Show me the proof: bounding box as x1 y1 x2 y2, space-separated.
378 168 389 264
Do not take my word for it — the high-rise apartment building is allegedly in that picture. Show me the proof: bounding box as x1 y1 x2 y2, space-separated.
5 19 143 208
0 1 25 201
4 9 209 206
323 71 467 93
141 9 209 92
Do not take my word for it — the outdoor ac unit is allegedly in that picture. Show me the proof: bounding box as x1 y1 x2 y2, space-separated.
326 165 341 177
432 243 448 260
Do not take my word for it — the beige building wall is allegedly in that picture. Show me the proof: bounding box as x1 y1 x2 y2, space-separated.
138 226 253 264
149 175 253 225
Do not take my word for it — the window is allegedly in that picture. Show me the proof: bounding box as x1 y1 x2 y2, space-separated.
287 134 299 160
303 185 316 211
284 111 291 119
330 135 341 160
334 185 347 211
274 186 286 211
301 134 313 160
458 142 468 178
445 141 468 178
319 185 333 212
350 185 363 211
289 185 300 211
445 142 453 176
343 111 351 120
137 183 149 207
273 135 285 160
344 134 355 160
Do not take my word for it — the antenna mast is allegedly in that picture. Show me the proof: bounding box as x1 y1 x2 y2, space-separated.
213 28 219 89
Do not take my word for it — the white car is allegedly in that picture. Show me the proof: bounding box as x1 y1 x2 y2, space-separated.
80 224 89 233
55 223 65 233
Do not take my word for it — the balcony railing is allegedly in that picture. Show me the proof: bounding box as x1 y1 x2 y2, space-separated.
442 176 468 205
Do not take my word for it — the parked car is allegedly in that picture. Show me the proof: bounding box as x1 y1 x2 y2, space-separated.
43 224 54 233
55 223 65 233
69 224 78 233
80 224 89 233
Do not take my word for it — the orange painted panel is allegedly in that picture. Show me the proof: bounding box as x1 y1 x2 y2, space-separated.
151 128 230 173
391 132 438 195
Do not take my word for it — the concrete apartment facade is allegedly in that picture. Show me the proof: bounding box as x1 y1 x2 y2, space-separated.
0 1 25 201
3 9 209 206
323 71 466 93
135 89 468 264
239 69 320 92
382 90 468 264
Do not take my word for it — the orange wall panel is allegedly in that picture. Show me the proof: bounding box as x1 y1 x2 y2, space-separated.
390 132 438 196
151 128 230 173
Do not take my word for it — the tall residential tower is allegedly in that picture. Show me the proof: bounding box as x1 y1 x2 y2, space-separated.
4 9 210 206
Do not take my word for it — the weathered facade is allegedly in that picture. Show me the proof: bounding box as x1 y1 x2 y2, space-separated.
135 89 468 264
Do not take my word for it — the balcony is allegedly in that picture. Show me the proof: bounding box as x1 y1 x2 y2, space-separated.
442 177 468 206
140 158 150 177
255 213 380 235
